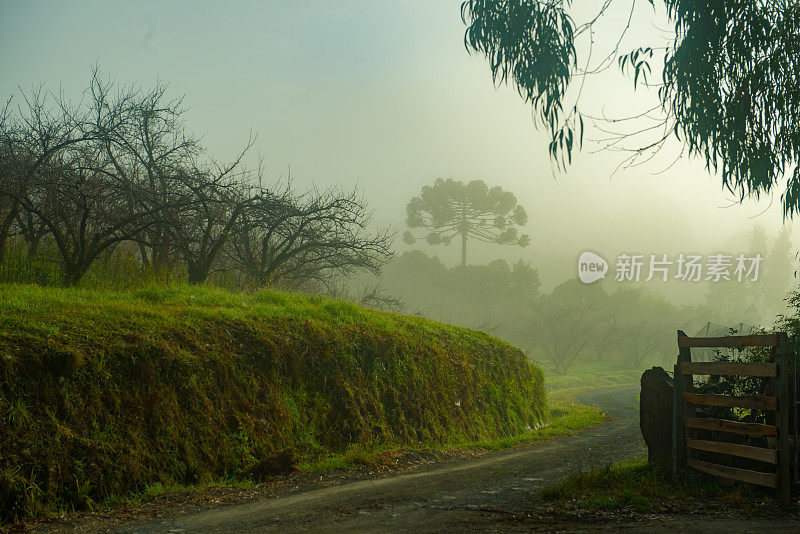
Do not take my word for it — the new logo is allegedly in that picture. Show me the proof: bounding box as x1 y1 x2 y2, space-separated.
578 251 608 284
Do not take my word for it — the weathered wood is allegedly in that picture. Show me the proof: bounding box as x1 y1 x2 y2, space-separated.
685 416 777 437
776 332 791 506
673 330 691 479
677 334 779 348
683 392 777 410
674 330 791 504
679 362 777 378
687 458 778 488
672 363 681 480
686 438 777 464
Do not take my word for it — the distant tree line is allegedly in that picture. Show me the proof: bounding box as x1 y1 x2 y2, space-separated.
380 250 729 375
0 69 392 287
381 229 795 375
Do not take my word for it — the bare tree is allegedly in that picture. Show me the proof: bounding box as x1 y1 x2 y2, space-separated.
2 72 192 285
12 208 50 257
92 70 201 273
169 151 260 284
230 187 393 288
0 86 100 262
3 68 392 291
11 146 172 285
0 124 19 261
616 320 668 369
589 315 621 363
528 297 593 375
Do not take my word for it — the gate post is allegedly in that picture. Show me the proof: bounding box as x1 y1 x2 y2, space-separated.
673 330 691 479
777 332 792 506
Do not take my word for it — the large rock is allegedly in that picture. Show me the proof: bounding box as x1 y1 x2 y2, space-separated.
640 366 673 467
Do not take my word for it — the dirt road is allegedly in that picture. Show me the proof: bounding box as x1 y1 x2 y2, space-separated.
82 385 798 532
114 386 648 533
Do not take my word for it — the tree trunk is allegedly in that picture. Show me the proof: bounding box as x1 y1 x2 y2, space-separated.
460 202 467 268
27 238 38 257
152 227 170 273
63 262 90 287
137 241 151 271
0 206 18 263
461 231 467 268
187 261 210 285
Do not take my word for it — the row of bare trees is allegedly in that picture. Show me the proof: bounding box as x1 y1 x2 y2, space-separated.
0 70 392 287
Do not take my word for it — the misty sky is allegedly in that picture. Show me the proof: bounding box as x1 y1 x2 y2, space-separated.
2 1 797 297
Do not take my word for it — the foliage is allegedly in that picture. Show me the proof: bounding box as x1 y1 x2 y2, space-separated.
461 1 800 216
381 250 540 329
528 281 684 374
662 0 800 217
0 283 546 523
403 179 529 267
378 250 701 376
461 0 579 169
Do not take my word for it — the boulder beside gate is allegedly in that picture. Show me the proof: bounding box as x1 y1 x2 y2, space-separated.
640 366 673 467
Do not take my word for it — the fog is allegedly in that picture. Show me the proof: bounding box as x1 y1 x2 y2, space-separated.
3 1 798 375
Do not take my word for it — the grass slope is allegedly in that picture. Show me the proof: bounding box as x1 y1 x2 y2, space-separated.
0 284 546 522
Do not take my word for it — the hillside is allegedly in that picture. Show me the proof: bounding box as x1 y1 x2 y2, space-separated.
0 284 546 522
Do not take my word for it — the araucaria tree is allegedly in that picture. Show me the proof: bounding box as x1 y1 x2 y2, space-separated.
403 179 529 267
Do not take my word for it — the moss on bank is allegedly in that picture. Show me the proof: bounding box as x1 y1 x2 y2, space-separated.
0 284 546 522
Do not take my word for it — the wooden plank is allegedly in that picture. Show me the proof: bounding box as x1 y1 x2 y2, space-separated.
679 362 777 377
683 392 777 410
687 438 777 464
775 332 791 506
687 458 778 488
685 416 777 437
678 334 779 348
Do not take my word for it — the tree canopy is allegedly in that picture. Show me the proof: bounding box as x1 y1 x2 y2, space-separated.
403 178 529 267
461 0 800 217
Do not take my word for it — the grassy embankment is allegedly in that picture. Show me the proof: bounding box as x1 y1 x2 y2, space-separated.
0 284 601 523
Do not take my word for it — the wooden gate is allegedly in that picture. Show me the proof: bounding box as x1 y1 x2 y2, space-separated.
672 330 793 505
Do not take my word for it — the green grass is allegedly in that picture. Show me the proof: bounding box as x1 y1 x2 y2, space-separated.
464 402 603 451
542 457 793 516
544 363 643 392
0 283 547 523
299 402 604 471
